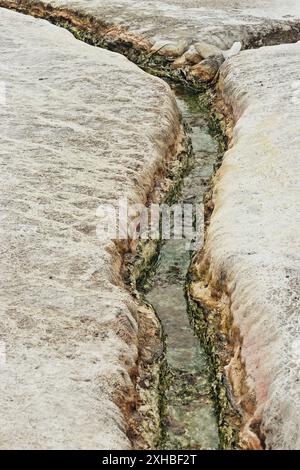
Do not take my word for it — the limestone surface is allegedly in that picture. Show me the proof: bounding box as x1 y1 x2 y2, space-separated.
5 0 300 48
0 8 180 449
1 0 300 452
200 42 300 449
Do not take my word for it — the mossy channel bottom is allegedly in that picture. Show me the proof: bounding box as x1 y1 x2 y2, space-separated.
144 88 220 449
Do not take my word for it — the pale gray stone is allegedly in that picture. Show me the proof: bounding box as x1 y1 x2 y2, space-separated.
194 42 223 59
202 41 300 449
5 0 299 49
0 8 180 449
222 41 242 59
1 0 300 451
150 38 190 57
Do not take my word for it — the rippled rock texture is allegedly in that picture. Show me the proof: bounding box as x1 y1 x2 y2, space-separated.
195 42 300 449
3 0 300 48
0 8 182 449
1 0 300 452
3 1 300 84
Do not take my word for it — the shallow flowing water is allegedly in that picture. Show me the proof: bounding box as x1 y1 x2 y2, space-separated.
144 88 220 449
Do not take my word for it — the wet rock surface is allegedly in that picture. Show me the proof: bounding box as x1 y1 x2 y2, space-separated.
196 42 300 449
0 8 181 449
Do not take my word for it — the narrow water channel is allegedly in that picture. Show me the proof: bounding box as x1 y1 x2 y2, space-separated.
8 7 224 447
143 88 220 449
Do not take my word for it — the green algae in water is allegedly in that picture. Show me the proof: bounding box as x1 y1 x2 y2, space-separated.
145 90 220 449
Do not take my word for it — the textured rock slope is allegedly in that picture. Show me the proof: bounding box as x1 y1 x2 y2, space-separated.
0 8 181 449
1 0 300 451
199 42 300 449
5 0 300 48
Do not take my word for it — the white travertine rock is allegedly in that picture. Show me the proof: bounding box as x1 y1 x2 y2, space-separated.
1 0 300 452
150 39 190 57
222 41 242 60
173 41 241 72
0 8 181 449
194 42 223 59
3 0 300 49
203 42 300 449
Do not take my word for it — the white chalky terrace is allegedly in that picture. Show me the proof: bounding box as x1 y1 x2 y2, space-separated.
0 0 300 451
0 7 180 449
